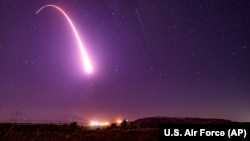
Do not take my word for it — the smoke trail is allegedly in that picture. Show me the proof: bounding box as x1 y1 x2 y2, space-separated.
36 5 93 74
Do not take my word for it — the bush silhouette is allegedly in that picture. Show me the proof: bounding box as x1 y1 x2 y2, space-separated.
121 119 127 128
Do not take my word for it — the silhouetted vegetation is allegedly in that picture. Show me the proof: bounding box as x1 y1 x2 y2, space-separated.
1 117 248 141
0 123 159 141
70 121 77 128
120 119 127 128
110 123 117 129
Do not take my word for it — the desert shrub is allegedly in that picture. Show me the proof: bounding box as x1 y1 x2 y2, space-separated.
110 123 117 129
70 122 77 128
120 119 127 128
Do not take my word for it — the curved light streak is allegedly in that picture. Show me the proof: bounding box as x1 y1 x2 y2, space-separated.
36 5 93 74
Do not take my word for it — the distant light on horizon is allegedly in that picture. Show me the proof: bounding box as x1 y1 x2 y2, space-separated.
116 119 122 124
90 121 110 126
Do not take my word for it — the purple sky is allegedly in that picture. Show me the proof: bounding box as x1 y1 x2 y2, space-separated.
0 0 250 123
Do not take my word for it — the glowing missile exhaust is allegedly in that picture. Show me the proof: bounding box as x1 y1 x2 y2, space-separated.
36 5 93 74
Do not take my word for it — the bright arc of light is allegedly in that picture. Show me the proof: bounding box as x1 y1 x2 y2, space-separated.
36 5 93 74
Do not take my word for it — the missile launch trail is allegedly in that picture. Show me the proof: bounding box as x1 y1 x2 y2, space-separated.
36 5 93 74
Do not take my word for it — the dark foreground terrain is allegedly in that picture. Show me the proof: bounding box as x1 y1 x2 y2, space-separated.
0 117 249 141
0 123 159 141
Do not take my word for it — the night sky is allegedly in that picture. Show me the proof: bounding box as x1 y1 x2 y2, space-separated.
1 0 250 124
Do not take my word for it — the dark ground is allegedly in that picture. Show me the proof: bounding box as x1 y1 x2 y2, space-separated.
0 122 159 141
0 117 249 141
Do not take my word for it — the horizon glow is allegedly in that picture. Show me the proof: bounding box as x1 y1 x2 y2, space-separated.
90 121 110 126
